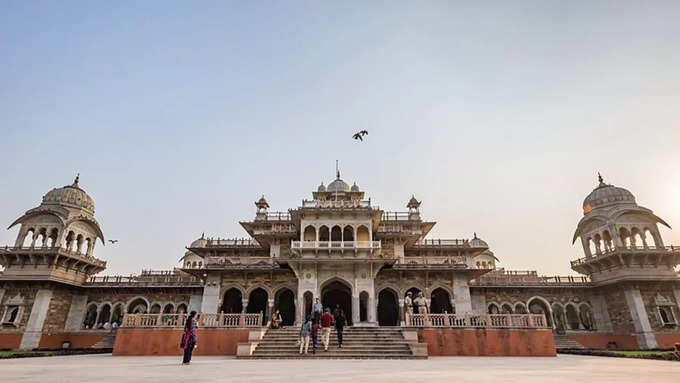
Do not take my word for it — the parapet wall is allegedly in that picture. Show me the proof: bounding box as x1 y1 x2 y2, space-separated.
112 328 250 356
418 328 556 356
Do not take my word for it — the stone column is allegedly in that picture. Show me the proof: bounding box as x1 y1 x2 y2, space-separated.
188 294 202 314
367 294 376 323
64 294 88 331
200 274 221 314
623 287 658 349
0 289 5 309
267 298 275 324
453 275 472 314
20 289 53 350
589 293 613 332
398 298 405 326
242 299 249 313
352 295 360 325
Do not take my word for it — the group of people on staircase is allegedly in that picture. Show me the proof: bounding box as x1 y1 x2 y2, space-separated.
299 298 347 355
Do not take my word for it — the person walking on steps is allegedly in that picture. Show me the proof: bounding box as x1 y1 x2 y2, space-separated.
311 319 320 354
299 316 312 355
334 309 346 348
320 307 335 351
312 297 323 322
181 311 199 365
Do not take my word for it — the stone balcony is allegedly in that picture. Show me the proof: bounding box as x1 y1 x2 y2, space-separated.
289 241 382 258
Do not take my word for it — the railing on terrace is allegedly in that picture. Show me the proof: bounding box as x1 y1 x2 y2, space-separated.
406 313 548 329
0 246 107 266
471 275 591 286
302 200 373 209
382 212 412 221
291 241 381 250
121 312 263 328
205 238 261 247
571 245 680 266
87 274 199 286
413 239 469 247
255 212 292 221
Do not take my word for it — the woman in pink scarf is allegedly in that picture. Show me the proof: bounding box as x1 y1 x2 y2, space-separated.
181 311 199 365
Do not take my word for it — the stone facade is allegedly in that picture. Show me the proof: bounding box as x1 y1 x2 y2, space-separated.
1 173 679 350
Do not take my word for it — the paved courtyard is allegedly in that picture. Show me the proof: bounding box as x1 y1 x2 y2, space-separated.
0 354 676 382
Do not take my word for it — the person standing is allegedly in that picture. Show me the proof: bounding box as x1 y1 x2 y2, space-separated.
299 316 312 355
320 307 335 351
271 309 282 329
312 297 323 322
404 292 413 325
334 309 346 348
181 311 199 365
311 319 320 354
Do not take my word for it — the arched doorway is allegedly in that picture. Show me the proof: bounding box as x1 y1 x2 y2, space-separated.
359 291 368 322
221 288 243 313
430 288 453 313
127 298 148 314
275 288 296 326
528 298 553 327
566 304 580 330
303 291 313 320
552 304 567 334
377 289 399 326
322 280 352 325
247 288 269 325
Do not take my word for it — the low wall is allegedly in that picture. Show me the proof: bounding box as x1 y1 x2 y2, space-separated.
113 328 250 356
567 333 639 350
654 333 680 349
0 333 22 350
39 332 108 349
418 328 556 356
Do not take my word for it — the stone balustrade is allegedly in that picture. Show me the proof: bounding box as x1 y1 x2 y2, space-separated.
406 313 548 329
122 312 263 328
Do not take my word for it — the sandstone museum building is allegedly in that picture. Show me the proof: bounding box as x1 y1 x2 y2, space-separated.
0 172 679 357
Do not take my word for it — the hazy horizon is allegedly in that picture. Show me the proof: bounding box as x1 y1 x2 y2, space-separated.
2 1 679 276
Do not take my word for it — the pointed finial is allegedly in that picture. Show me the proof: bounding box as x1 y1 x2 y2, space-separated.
597 172 604 185
201 232 205 239
473 232 478 239
336 160 340 179
73 173 80 187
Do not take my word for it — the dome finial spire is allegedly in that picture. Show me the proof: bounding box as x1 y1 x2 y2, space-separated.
73 173 80 187
336 160 340 179
597 172 604 185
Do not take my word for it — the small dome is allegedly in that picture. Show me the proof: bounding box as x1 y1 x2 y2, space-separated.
469 233 488 248
583 175 636 214
327 178 350 193
407 195 421 209
255 195 269 208
317 182 326 192
190 233 207 248
41 175 95 213
350 182 360 192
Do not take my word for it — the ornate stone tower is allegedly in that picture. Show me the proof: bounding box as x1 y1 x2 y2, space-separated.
0 175 107 285
571 174 680 348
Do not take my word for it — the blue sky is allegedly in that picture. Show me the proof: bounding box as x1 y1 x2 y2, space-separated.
1 1 679 275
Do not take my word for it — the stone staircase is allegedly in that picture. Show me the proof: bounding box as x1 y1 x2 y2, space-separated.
91 329 118 349
240 327 426 359
553 333 585 350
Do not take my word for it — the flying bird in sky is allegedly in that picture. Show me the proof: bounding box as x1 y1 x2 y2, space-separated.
108 240 118 244
352 130 368 141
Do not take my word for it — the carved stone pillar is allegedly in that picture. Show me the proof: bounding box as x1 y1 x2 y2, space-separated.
352 295 360 325
624 287 657 349
399 298 405 326
453 275 472 314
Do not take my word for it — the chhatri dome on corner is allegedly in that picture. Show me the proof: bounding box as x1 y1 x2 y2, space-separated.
0 171 679 356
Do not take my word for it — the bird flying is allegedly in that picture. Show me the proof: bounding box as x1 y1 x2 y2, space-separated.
352 130 368 141
108 240 118 244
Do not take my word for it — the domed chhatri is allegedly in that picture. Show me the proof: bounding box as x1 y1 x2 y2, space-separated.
350 182 360 192
317 182 326 192
327 174 350 193
582 173 636 214
469 232 488 248
41 174 95 214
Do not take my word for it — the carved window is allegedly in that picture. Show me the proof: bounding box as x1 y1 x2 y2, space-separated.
658 306 676 326
2 306 21 326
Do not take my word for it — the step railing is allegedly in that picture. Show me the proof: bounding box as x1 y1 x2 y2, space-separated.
406 313 548 329
122 312 263 328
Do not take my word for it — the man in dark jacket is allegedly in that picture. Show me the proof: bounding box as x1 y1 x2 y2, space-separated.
334 309 347 348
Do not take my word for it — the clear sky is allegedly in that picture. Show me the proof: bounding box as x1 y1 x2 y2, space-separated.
1 1 679 275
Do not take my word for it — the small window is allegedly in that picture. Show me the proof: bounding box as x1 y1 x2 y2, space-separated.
658 306 677 326
2 306 21 326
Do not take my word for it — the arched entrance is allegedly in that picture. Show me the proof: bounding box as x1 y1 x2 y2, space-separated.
528 297 553 327
321 280 352 325
247 288 269 325
378 288 399 326
275 288 296 326
359 291 368 322
221 288 243 313
430 288 453 313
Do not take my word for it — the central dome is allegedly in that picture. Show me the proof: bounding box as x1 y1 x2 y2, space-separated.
582 176 636 214
327 177 350 193
41 175 95 214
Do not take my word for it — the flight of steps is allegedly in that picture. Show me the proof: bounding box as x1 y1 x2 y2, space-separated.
241 327 425 359
553 333 585 350
91 329 118 350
